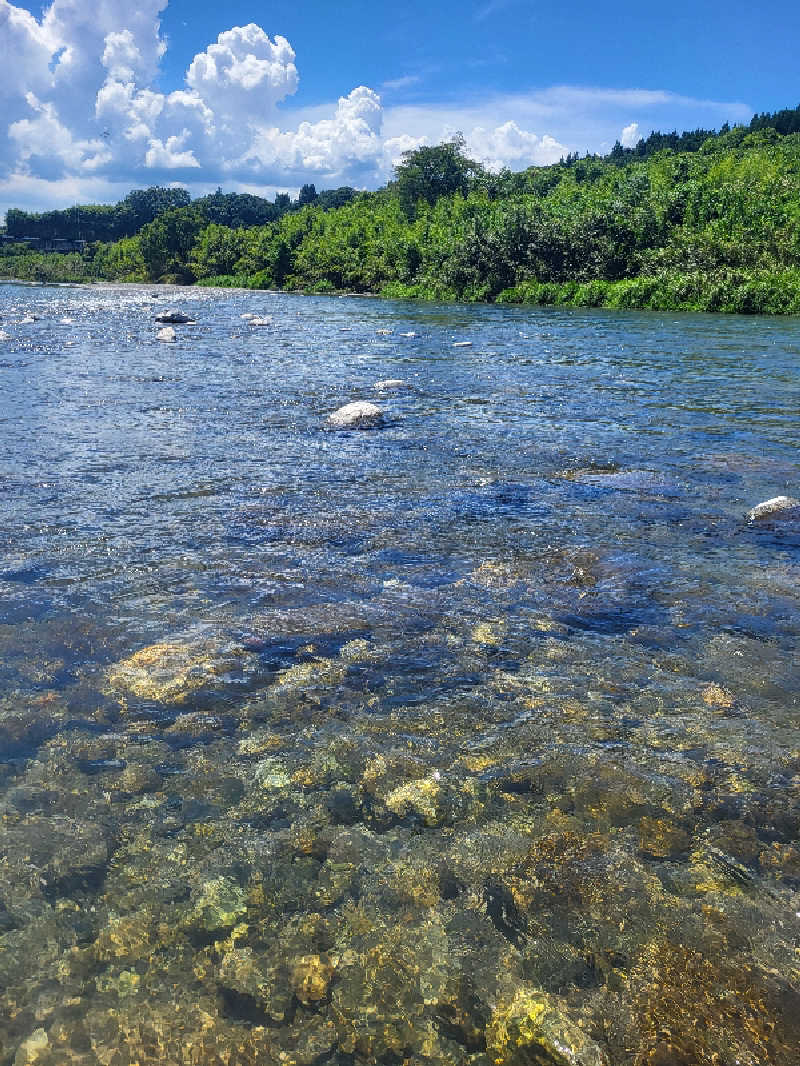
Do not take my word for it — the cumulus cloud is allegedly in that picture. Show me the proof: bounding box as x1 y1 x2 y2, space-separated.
185 24 298 122
0 1 752 214
620 121 640 148
467 121 566 170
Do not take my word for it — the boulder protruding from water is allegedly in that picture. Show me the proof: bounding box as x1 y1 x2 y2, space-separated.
747 495 800 521
156 326 176 342
326 401 385 430
155 310 194 324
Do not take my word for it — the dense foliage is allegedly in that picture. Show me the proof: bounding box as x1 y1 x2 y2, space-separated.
3 106 800 315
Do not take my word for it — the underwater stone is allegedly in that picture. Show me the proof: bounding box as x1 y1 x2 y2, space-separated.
13 1028 49 1066
218 946 293 1023
188 876 248 933
486 986 609 1066
385 776 441 824
107 636 246 705
274 657 347 690
290 953 335 1004
326 401 385 429
637 817 690 860
373 378 408 391
253 757 293 792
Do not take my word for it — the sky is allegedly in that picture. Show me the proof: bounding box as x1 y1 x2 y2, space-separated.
1 0 798 217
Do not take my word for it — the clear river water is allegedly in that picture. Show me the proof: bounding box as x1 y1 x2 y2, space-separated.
1 281 799 1066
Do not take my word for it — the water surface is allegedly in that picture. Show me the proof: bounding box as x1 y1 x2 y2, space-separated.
1 282 799 1065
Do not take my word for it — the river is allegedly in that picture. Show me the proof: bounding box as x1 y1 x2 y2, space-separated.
1 281 799 1065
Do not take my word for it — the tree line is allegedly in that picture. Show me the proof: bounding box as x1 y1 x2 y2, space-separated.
4 184 356 243
3 103 800 315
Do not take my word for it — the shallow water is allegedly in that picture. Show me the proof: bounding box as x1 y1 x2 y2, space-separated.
1 281 799 1065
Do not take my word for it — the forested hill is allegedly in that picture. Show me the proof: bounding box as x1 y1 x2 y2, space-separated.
3 102 800 315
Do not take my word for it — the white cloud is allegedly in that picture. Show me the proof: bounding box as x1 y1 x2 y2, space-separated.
381 74 422 92
467 121 566 170
145 130 200 169
0 1 754 216
185 24 298 121
620 121 640 148
9 94 111 175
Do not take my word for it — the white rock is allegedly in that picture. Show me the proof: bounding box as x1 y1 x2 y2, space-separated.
157 326 176 342
747 495 800 521
373 378 408 391
155 310 194 324
19 315 36 325
0 330 10 341
248 316 272 326
240 312 256 319
452 340 472 348
399 331 417 337
326 401 385 430
375 328 393 335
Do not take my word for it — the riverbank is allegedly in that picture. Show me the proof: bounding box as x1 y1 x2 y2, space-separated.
4 255 800 316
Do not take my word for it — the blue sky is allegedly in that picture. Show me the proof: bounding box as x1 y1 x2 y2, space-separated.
2 0 798 216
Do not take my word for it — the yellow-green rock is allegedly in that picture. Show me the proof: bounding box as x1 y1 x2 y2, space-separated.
188 877 248 933
385 776 441 823
486 986 608 1066
107 636 245 705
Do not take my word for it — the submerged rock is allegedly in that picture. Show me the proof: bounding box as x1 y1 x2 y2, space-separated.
290 953 335 1004
384 776 441 824
486 986 609 1066
188 876 248 933
326 401 385 430
747 495 800 521
106 635 247 705
373 378 408 391
154 309 194 324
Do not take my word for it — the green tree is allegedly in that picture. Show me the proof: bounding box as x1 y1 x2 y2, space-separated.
138 206 205 281
189 223 247 278
392 135 484 218
297 183 318 206
117 187 191 235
